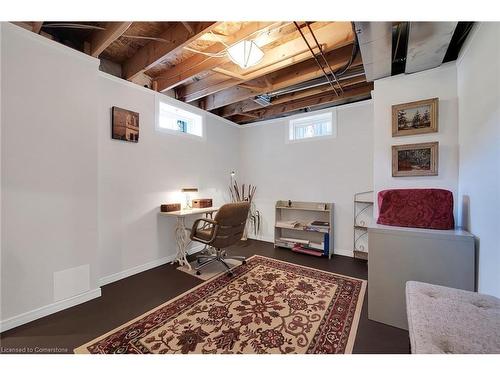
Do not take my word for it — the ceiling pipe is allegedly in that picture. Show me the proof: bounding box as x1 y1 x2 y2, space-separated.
293 22 339 96
391 22 410 75
268 66 364 98
305 22 344 94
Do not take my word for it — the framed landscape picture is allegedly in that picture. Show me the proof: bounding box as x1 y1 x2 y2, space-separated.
112 106 139 143
392 98 438 137
392 142 438 177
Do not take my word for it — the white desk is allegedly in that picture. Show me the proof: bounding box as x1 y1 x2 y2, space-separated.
160 207 219 270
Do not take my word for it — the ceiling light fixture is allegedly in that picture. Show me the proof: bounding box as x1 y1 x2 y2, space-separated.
227 40 264 69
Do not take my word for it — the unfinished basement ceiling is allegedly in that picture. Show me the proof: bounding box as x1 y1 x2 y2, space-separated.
12 21 474 124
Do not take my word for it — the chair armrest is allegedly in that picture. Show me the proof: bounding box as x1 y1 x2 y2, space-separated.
190 218 219 244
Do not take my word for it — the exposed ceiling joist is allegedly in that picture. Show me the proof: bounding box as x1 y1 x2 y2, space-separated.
220 22 353 79
122 21 219 80
178 22 354 102
153 22 286 92
12 21 42 33
89 22 133 57
11 22 33 31
181 22 195 35
14 20 477 125
243 82 373 120
200 44 360 111
11 21 54 40
218 73 366 118
32 22 44 34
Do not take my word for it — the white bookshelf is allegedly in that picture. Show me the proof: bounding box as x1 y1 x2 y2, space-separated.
353 191 374 261
274 200 334 259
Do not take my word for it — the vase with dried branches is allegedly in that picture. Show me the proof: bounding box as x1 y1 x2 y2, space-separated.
229 177 261 241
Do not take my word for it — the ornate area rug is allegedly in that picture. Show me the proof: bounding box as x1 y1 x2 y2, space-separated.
75 255 366 354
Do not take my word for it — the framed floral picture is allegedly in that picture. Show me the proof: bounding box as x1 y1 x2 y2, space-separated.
392 98 438 137
392 142 438 177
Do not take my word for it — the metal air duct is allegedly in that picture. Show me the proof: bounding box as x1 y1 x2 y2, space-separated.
354 22 393 81
405 22 458 73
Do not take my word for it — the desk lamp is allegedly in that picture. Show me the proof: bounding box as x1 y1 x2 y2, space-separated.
181 188 198 210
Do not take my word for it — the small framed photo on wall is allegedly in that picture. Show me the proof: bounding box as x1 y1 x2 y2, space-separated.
392 98 438 137
112 106 139 143
392 142 439 177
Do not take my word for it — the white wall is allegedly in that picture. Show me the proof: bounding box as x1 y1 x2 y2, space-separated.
1 24 100 325
0 23 240 330
239 102 374 256
372 64 459 217
97 74 240 283
457 23 500 297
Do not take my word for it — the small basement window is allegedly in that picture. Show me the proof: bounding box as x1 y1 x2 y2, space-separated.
288 111 336 142
157 100 203 138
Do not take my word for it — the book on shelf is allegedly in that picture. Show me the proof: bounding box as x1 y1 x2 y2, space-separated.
280 237 309 245
276 220 300 229
277 233 329 253
292 244 324 257
278 238 325 252
310 220 329 227
306 220 330 232
304 225 329 233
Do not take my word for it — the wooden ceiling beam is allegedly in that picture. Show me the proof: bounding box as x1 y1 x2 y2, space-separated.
32 22 44 34
11 22 54 40
200 44 360 112
217 73 366 118
245 82 373 120
153 22 285 92
10 22 33 31
181 22 195 35
178 22 354 102
11 22 42 33
219 22 352 78
238 112 260 119
89 22 133 57
122 21 219 81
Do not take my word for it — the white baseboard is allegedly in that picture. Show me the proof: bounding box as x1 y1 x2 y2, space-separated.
99 255 176 286
334 248 354 258
0 242 352 333
98 244 205 287
1 245 208 333
0 288 101 333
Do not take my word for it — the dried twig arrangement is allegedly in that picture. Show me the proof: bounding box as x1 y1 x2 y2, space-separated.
229 180 260 237
229 180 257 204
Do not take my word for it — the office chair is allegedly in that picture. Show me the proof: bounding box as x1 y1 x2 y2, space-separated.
190 202 250 276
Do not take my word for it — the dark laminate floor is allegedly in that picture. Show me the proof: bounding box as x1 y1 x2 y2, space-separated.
0 240 409 354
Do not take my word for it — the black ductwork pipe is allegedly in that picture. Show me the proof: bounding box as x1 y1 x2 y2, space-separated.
391 22 410 75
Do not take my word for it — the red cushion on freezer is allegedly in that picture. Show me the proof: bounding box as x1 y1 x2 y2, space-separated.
377 189 454 230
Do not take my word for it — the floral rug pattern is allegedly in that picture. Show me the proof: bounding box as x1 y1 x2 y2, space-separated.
75 256 366 354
